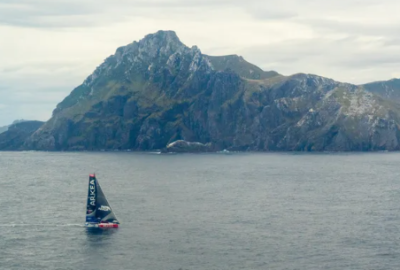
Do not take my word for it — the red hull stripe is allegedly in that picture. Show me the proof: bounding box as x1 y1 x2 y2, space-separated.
98 223 119 228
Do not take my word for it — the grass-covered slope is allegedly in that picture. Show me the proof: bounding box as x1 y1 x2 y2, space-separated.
363 79 400 102
206 55 279 80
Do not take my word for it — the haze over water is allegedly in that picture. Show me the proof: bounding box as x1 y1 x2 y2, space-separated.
1 151 400 270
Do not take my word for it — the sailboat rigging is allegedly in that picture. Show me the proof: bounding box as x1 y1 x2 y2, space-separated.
85 174 119 228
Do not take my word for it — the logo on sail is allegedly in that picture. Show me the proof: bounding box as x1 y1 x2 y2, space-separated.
89 179 95 206
98 205 111 211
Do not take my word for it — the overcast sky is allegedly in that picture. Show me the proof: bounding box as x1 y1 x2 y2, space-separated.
0 0 399 126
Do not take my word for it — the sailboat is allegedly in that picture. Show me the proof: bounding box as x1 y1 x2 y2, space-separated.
85 174 120 228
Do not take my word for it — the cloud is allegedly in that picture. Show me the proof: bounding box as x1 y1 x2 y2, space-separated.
0 0 397 29
0 57 93 125
0 0 246 28
0 0 399 125
238 34 400 83
0 1 98 28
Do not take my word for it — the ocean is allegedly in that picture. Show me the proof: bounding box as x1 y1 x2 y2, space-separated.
0 151 399 270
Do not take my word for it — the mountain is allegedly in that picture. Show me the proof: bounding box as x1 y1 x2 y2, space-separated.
363 79 400 102
21 30 400 151
0 125 7 134
12 119 29 124
0 119 30 134
0 121 44 150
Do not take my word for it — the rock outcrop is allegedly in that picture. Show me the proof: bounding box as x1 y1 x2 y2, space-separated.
162 140 213 153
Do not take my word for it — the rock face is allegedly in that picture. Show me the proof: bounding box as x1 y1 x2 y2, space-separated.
22 30 400 151
162 140 213 153
0 121 44 150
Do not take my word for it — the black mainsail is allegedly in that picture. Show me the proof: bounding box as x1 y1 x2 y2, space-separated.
86 174 119 225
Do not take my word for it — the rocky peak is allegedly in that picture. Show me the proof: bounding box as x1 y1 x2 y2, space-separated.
84 30 185 87
128 30 184 59
141 30 183 50
166 44 212 75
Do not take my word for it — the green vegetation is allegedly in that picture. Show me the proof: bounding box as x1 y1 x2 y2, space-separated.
207 55 279 80
363 78 400 101
331 87 351 108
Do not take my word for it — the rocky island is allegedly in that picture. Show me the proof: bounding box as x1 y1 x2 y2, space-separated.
1 30 400 152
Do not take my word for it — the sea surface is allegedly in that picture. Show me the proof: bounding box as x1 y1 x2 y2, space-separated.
1 151 400 270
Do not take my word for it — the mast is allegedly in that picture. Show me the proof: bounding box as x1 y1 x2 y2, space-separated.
86 174 98 223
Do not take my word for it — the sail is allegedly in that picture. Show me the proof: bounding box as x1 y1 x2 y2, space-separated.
85 174 119 224
95 180 119 223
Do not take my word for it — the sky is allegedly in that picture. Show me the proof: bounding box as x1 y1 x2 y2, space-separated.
0 0 399 126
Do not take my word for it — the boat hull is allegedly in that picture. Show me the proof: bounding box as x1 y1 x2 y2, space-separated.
99 223 119 228
85 222 119 228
